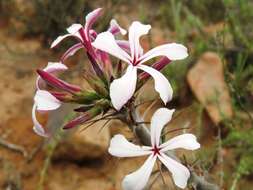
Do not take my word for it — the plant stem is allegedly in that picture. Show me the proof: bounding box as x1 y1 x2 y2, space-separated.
230 172 240 190
37 137 59 190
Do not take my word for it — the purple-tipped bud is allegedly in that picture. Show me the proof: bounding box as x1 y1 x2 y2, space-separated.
87 51 106 81
63 106 102 129
63 113 90 129
74 105 93 112
37 70 81 93
139 57 171 80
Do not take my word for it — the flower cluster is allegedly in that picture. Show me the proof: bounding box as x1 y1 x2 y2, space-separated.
32 8 200 189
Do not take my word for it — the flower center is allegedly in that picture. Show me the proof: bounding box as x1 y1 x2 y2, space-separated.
151 145 161 156
131 57 141 66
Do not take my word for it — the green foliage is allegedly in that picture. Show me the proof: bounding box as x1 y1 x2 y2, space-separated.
24 0 91 45
223 123 253 176
225 52 253 112
223 0 253 51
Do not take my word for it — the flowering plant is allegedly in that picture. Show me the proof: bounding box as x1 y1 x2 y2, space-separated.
32 8 202 189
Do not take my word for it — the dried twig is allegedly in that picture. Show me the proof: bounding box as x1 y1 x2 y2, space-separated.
0 137 27 157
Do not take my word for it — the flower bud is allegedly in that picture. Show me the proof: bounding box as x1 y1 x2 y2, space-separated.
37 69 81 93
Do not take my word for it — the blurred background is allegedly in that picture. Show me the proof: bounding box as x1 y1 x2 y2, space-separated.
0 0 253 189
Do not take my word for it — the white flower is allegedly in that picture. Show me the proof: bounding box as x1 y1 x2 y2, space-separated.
50 8 127 62
108 108 200 190
32 62 66 137
92 21 188 110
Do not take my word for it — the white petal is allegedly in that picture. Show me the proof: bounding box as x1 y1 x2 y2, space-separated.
128 21 151 60
150 108 175 146
92 32 131 63
32 104 49 137
108 134 152 157
51 23 84 48
34 90 61 111
139 43 188 64
110 65 137 110
44 62 68 72
122 155 157 190
158 153 190 188
138 65 173 104
84 8 103 40
51 34 71 48
51 33 81 48
108 19 127 35
160 134 200 152
85 8 103 30
61 43 83 61
66 23 83 34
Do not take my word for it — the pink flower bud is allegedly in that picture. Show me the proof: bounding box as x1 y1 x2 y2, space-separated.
37 70 81 93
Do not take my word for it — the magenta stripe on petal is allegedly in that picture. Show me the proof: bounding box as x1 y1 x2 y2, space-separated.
61 43 83 61
37 70 81 93
84 8 103 41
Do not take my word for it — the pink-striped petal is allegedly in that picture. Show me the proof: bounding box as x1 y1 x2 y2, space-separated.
51 23 83 48
51 33 81 48
117 40 130 53
108 134 152 157
92 32 131 63
37 69 81 93
158 153 190 188
108 19 127 35
139 43 188 64
128 21 151 60
61 43 83 61
96 49 112 74
84 8 103 41
110 65 137 110
160 134 200 152
138 65 173 104
150 108 175 147
36 62 68 89
122 155 157 190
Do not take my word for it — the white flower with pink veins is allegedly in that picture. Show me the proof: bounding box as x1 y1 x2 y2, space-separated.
108 108 200 190
32 62 67 137
92 22 188 110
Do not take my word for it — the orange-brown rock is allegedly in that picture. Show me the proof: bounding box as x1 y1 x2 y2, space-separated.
187 52 233 124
